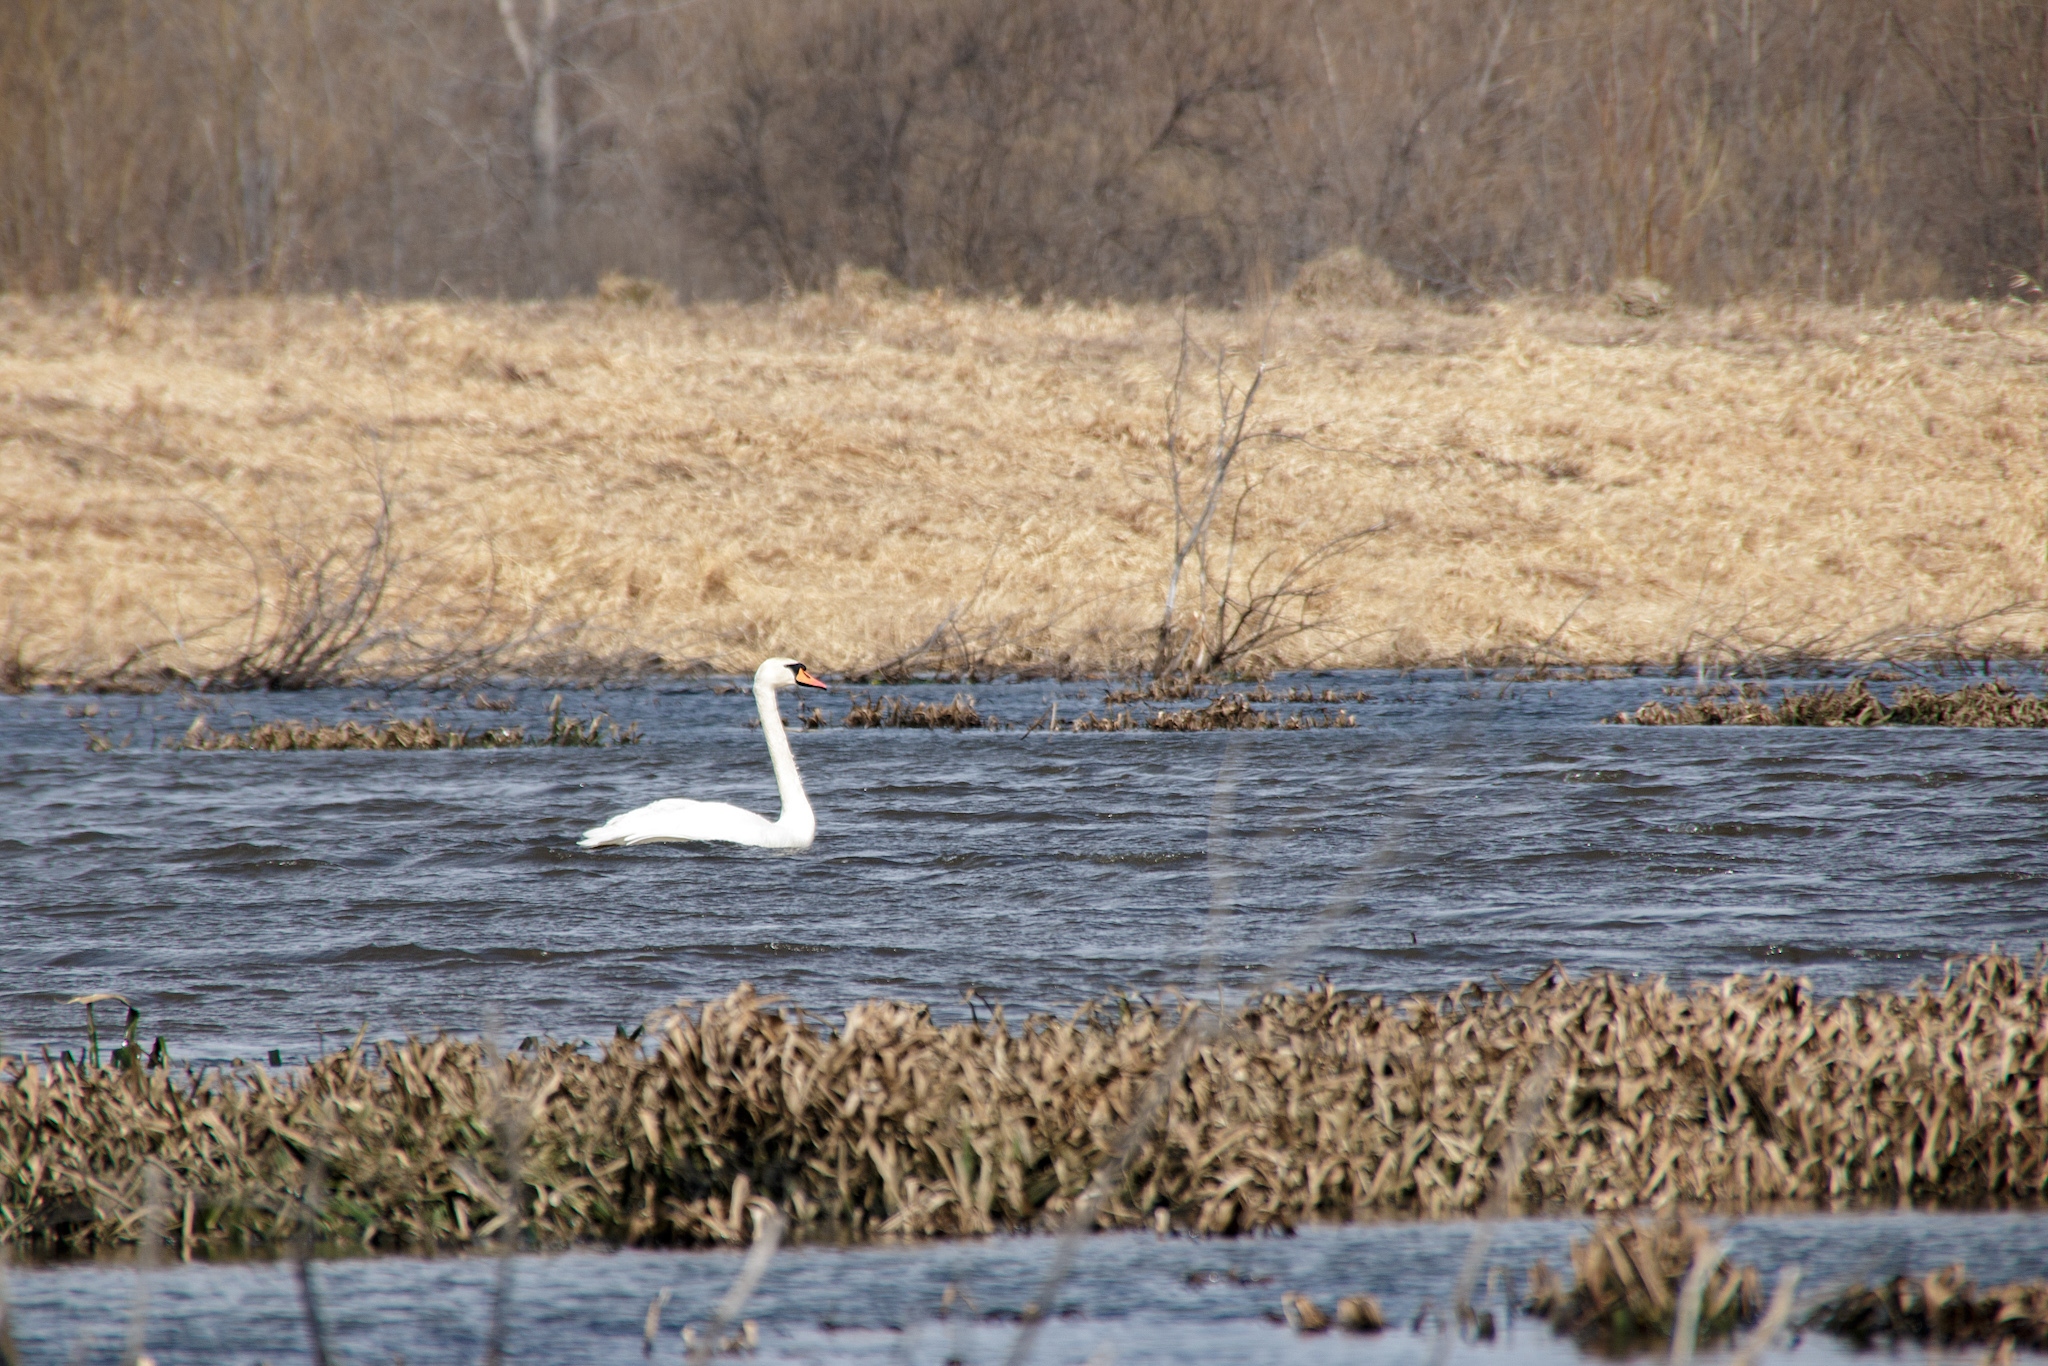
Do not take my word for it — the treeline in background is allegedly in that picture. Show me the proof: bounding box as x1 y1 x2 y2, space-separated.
4 0 2044 303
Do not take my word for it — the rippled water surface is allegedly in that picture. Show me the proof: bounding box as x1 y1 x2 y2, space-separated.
6 668 2048 1362
12 1211 2048 1364
4 668 2046 1062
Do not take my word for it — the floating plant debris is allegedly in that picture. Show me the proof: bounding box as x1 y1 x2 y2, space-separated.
1809 1264 2048 1350
1526 1214 1759 1353
1607 679 2048 727
7 954 2048 1258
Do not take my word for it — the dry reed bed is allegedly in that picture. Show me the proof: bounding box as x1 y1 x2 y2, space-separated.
1609 679 2048 726
814 691 1358 731
4 292 2047 686
169 704 638 750
7 955 2048 1259
1059 696 1358 730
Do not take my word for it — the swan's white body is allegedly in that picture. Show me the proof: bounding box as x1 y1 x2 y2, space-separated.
578 657 826 851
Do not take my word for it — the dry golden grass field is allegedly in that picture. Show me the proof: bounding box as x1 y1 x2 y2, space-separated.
3 279 2046 685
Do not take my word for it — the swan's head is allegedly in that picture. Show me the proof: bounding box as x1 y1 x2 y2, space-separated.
757 657 829 691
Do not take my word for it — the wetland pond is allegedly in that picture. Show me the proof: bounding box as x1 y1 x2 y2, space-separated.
4 667 2046 1363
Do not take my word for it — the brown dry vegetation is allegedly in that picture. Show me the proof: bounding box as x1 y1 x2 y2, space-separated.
3 290 2047 685
1610 679 2048 727
6 954 2048 1259
170 705 637 750
1813 1263 2048 1350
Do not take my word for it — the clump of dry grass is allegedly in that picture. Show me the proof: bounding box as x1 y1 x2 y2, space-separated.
1058 694 1357 731
7 955 2048 1259
1810 1264 2048 1349
1609 678 2048 726
835 693 993 730
803 690 1356 731
174 716 524 751
1147 695 1355 730
1526 1215 1759 1352
2 293 2044 687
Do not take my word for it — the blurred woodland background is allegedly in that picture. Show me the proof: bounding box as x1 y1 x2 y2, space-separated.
4 0 2045 304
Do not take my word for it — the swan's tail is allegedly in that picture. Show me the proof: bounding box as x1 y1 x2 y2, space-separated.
578 815 637 848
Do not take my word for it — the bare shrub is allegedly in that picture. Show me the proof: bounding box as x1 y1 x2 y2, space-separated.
1154 321 1387 679
172 478 561 690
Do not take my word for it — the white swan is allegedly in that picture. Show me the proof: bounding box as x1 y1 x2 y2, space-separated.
578 657 828 850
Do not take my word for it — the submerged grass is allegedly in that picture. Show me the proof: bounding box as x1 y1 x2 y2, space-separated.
6 955 2048 1260
1607 678 2048 726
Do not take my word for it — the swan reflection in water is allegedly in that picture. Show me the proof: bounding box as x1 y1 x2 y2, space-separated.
578 657 828 851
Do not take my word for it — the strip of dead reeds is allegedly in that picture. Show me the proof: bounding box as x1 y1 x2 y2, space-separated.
162 702 637 751
803 691 1357 731
1608 679 2048 727
5 955 2048 1259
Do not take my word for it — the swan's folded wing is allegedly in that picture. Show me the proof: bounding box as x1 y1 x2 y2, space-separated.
578 797 781 848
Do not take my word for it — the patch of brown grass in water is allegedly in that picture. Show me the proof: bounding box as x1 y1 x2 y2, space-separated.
835 692 992 730
159 698 637 750
1609 678 2048 726
1145 695 1355 730
1811 1264 2048 1350
7 954 2048 1259
2 293 2046 685
1526 1214 1759 1352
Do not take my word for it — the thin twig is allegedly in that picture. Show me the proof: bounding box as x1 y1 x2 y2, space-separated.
643 1288 672 1358
294 1153 333 1366
121 1165 166 1366
686 1202 785 1366
1436 1051 1560 1365
1667 1239 1727 1365
1724 1267 1803 1366
482 1020 528 1366
0 1224 20 1366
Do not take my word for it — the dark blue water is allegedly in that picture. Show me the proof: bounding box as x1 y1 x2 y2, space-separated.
6 667 2048 1362
11 1210 2048 1364
3 669 2045 1065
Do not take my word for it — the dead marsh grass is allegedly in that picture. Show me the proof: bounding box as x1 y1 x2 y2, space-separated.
1608 679 2048 727
2 291 2047 687
1811 1263 2048 1350
169 703 639 751
7 954 2048 1261
1526 1214 1760 1352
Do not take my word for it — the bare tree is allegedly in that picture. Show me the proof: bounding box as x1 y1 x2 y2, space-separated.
493 0 568 282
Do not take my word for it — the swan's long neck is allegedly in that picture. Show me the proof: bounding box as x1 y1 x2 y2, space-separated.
755 679 815 840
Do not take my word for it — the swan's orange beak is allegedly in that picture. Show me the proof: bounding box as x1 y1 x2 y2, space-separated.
794 665 828 690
